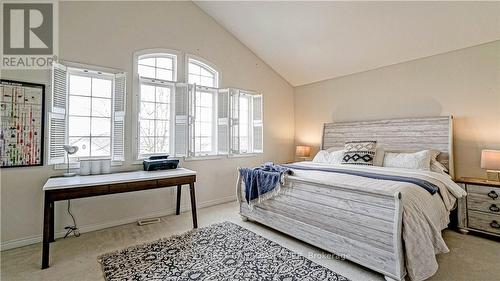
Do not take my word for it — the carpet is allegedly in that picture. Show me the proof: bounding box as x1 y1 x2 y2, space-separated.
98 221 350 280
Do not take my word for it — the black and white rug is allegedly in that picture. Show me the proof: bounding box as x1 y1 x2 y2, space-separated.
99 221 350 281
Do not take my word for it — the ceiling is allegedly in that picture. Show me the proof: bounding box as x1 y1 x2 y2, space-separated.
195 1 500 86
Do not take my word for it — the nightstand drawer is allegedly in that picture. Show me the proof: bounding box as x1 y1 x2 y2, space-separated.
467 184 500 201
468 210 500 235
467 194 500 214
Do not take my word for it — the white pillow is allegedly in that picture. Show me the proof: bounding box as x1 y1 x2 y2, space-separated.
312 150 330 163
383 150 432 171
328 149 344 164
312 149 344 164
429 150 449 174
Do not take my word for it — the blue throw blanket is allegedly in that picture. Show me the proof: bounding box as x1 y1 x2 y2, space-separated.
284 164 439 195
240 162 293 203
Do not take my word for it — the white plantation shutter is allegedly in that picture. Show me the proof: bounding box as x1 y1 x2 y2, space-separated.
112 73 126 162
174 83 189 157
229 88 240 154
252 94 263 153
217 89 230 155
188 84 196 157
47 62 68 164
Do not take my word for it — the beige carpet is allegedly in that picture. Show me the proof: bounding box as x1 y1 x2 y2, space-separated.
1 201 499 281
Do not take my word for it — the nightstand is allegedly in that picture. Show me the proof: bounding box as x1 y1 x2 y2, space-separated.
456 177 500 237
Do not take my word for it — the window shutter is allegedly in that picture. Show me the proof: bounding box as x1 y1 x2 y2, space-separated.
229 88 240 154
174 83 189 157
112 73 126 162
47 62 68 164
188 84 196 157
252 94 263 153
217 88 230 155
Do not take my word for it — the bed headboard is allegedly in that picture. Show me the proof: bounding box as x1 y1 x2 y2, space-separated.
322 116 454 178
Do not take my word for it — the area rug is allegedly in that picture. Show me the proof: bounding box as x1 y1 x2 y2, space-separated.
98 221 350 281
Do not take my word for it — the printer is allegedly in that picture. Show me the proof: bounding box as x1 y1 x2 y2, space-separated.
143 155 179 171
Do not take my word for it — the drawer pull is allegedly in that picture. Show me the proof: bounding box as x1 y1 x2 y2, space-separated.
487 190 498 199
491 220 500 229
489 204 500 212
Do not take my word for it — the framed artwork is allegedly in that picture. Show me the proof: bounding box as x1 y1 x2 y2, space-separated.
0 80 45 167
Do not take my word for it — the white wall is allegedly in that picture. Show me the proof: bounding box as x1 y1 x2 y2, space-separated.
294 40 500 178
0 1 295 250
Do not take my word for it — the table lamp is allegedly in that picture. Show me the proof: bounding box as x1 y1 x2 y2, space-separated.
63 145 79 177
481 149 500 181
296 145 311 161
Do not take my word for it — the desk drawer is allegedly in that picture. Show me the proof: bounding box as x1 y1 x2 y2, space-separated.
468 210 500 235
157 175 195 187
467 194 500 214
49 184 109 201
109 180 158 193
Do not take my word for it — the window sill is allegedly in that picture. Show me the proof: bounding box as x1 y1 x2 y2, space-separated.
53 160 123 170
229 153 263 158
184 155 223 161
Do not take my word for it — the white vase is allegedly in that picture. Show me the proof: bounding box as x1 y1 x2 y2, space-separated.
101 159 111 174
91 160 101 175
79 160 91 176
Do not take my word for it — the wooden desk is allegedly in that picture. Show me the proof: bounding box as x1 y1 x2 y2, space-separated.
41 168 197 269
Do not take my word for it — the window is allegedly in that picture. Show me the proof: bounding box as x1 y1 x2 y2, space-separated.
187 57 219 157
132 50 262 161
68 71 113 158
193 88 216 155
188 58 218 88
229 89 263 155
136 53 177 158
48 62 126 165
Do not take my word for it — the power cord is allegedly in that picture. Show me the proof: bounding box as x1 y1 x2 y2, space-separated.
64 200 80 238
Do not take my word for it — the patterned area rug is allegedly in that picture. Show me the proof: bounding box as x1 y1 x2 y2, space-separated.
99 221 350 281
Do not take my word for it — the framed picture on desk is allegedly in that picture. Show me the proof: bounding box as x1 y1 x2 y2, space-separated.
0 79 45 167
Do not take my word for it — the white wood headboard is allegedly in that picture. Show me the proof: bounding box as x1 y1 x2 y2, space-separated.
322 116 454 178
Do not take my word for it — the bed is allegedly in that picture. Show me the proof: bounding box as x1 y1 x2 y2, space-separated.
237 116 467 281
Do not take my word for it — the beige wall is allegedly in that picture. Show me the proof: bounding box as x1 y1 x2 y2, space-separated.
0 1 295 249
295 40 500 178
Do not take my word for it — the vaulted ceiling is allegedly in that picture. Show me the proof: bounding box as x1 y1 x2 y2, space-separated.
196 1 500 86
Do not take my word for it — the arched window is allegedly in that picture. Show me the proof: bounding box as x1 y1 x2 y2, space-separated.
187 58 218 88
187 57 219 156
135 51 178 158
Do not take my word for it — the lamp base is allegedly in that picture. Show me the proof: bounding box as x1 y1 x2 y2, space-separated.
63 172 77 177
486 170 500 182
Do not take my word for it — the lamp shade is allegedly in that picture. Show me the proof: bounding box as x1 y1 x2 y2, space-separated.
481 150 500 171
296 145 311 158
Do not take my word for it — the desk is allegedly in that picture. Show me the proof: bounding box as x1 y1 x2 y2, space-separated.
41 168 197 269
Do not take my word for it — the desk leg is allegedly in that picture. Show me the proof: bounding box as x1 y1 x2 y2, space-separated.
189 182 198 228
49 202 55 242
42 195 51 269
176 185 182 215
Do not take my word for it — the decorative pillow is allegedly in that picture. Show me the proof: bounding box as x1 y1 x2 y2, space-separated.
429 150 449 174
373 147 385 166
342 141 377 165
383 150 432 171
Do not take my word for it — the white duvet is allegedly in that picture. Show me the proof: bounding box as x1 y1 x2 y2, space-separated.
285 162 466 281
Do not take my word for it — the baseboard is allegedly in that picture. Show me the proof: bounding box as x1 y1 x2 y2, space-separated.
1 195 236 251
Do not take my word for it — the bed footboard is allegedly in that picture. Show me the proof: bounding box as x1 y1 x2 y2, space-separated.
237 176 405 281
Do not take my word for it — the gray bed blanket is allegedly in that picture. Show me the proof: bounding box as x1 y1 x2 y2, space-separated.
284 164 439 195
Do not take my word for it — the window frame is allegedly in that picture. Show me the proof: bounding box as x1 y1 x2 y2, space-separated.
66 67 115 160
133 49 181 160
186 55 219 88
50 60 126 169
